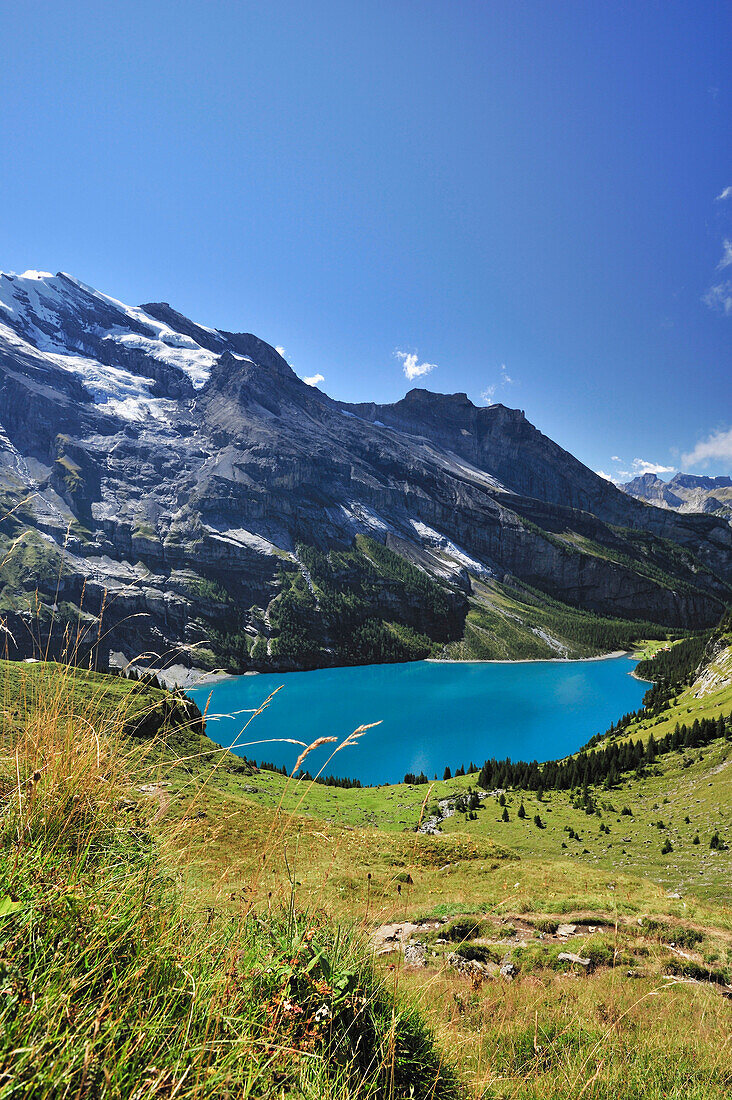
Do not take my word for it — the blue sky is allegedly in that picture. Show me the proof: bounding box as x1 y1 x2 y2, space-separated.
1 0 730 479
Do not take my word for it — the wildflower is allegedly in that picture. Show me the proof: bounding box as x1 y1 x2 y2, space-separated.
314 1003 332 1024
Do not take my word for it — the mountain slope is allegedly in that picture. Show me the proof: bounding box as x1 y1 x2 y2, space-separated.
0 269 730 672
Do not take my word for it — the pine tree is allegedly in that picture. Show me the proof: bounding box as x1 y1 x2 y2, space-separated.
517 802 526 819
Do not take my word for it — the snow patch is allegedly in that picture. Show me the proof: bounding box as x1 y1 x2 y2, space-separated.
409 519 493 578
439 451 508 492
334 501 394 535
203 524 288 557
102 329 216 387
0 319 173 424
0 270 220 389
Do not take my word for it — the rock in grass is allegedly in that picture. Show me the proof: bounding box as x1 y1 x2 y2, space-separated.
557 923 577 937
404 942 428 968
447 952 489 977
558 951 591 967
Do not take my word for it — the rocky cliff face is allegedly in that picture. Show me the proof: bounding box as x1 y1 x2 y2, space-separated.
621 472 732 520
0 269 730 673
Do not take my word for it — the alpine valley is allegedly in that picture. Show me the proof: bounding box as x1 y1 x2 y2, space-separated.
1 269 731 673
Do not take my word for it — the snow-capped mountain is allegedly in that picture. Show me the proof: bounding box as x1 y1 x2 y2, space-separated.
0 270 241 420
0 269 730 672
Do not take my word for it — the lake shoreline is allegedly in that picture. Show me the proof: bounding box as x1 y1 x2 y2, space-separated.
425 649 631 666
162 648 637 689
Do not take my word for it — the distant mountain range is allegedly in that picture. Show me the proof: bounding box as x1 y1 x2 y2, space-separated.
0 270 730 672
621 472 732 520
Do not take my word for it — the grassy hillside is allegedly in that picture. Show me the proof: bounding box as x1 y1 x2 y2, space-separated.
0 617 729 1098
0 660 459 1099
441 577 674 661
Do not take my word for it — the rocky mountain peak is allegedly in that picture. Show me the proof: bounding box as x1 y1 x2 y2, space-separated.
621 471 732 520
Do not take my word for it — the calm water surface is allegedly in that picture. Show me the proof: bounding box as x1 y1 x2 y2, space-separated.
189 656 646 786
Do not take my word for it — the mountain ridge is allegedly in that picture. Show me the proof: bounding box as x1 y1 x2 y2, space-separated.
0 269 730 672
622 471 732 520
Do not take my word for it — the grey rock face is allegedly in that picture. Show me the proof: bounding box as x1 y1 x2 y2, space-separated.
0 269 730 672
622 472 732 521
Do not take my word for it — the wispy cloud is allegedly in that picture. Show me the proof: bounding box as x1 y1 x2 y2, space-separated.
275 345 288 358
718 239 732 269
302 373 325 387
481 363 514 405
628 458 675 477
704 192 732 314
595 469 621 485
682 426 732 468
601 457 675 483
703 281 732 315
395 350 438 382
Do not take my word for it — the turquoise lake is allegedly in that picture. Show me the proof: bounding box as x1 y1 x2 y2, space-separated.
189 656 647 786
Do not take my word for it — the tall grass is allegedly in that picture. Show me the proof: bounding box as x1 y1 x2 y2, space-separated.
0 656 460 1099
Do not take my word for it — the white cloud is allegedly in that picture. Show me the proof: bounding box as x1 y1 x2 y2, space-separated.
718 239 732 269
395 350 438 382
682 426 732 468
481 363 514 405
302 373 325 387
628 458 675 476
704 186 732 312
596 469 621 485
603 457 674 482
703 281 732 314
275 345 287 358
